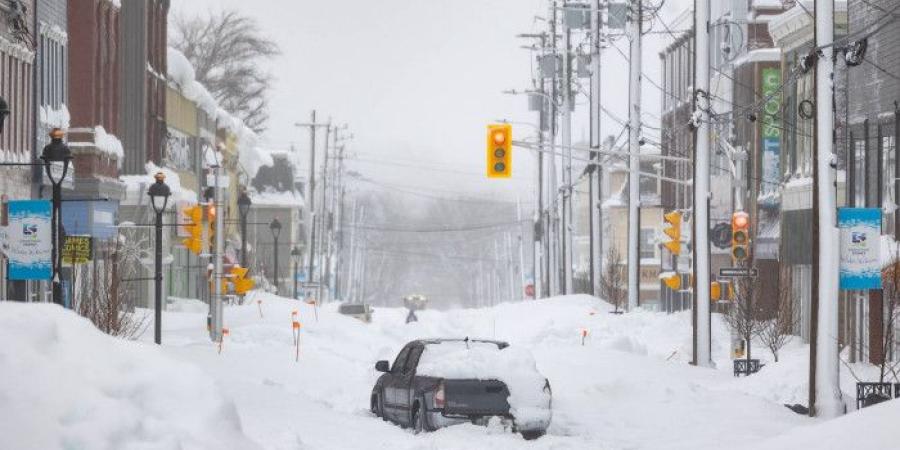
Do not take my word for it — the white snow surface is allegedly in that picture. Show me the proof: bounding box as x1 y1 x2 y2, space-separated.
0 302 259 450
4 293 895 449
416 341 551 429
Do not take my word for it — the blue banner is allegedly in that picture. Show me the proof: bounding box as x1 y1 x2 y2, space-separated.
839 208 882 290
6 200 53 281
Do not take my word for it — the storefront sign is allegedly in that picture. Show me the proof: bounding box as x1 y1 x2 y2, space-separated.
6 200 52 280
62 235 93 265
760 67 782 205
839 208 882 290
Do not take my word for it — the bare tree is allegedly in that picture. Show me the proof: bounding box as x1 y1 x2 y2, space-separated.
759 268 800 362
73 237 148 339
877 259 900 383
172 10 280 132
599 247 627 313
724 274 767 368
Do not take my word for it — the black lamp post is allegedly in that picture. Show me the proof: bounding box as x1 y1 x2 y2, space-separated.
269 218 282 294
238 190 252 268
0 95 9 134
148 172 171 345
291 246 302 299
40 129 72 307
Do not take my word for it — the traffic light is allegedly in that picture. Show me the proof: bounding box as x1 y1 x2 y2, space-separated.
182 205 203 255
486 123 512 178
207 202 217 249
662 272 681 290
711 281 721 301
229 265 255 295
662 211 682 255
731 211 750 262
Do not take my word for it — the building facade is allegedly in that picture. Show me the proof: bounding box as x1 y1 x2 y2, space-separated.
120 0 168 175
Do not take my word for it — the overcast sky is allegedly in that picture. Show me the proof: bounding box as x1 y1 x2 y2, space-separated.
170 0 691 201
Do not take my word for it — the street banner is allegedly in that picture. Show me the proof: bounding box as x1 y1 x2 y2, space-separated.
759 67 782 206
62 235 93 265
6 200 53 280
839 208 882 290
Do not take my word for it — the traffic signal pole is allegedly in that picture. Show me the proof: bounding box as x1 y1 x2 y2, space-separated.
626 0 642 311
692 0 712 367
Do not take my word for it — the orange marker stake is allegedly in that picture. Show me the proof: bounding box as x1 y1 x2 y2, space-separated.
580 328 589 346
257 300 264 318
292 321 302 361
219 328 230 354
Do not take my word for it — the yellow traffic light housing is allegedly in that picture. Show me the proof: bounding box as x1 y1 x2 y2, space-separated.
662 273 681 290
662 211 682 255
486 124 512 178
230 265 255 295
711 281 721 301
732 211 750 262
182 205 203 255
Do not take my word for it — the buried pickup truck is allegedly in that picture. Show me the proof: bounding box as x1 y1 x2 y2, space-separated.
370 339 551 439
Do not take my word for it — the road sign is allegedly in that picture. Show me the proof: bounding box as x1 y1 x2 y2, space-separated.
718 267 758 278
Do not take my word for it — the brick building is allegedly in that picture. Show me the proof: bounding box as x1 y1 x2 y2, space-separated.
120 0 168 175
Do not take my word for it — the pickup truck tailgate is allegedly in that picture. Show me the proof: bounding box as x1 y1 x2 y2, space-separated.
443 379 511 415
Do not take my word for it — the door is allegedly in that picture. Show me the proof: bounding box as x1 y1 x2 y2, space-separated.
383 345 412 420
397 346 423 425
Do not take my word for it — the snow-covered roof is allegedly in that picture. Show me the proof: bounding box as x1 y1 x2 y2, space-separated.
250 189 305 209
167 48 218 117
120 162 197 207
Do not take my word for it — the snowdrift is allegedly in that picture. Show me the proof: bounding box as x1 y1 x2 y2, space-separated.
0 303 260 450
751 399 900 450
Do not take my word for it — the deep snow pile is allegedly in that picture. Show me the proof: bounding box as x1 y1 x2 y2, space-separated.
416 340 551 429
0 303 259 450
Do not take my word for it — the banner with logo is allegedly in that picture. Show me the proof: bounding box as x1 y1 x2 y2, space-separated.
759 67 782 206
839 208 882 290
6 200 53 280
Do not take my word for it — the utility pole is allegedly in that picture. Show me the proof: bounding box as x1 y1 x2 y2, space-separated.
295 111 329 300
319 120 332 303
627 0 642 311
590 0 603 296
692 0 713 367
211 165 225 341
812 0 842 418
561 1 574 295
549 0 560 297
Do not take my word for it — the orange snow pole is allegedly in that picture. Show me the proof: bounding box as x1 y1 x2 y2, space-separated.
292 320 302 361
257 299 264 318
218 327 230 354
580 328 589 346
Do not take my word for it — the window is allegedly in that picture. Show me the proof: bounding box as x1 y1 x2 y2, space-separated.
883 131 896 234
854 138 866 207
403 347 422 374
640 228 656 260
391 346 411 374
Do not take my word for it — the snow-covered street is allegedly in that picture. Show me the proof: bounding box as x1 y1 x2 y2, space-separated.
4 295 900 449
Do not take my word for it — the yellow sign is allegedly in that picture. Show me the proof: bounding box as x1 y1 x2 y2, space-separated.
62 235 92 265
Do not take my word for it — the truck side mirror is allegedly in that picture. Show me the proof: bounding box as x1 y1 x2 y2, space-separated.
375 360 390 373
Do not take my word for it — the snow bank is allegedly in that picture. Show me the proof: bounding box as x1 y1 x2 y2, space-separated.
0 303 259 450
416 341 552 429
749 399 900 450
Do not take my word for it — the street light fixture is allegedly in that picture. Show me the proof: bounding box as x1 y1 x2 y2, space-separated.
147 172 171 345
238 190 252 268
40 128 72 307
269 218 282 294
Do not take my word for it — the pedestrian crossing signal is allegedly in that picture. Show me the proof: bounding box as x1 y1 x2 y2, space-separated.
487 124 512 178
229 265 255 295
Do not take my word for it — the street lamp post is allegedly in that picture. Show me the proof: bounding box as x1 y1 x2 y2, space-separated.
291 246 302 299
238 190 252 268
269 218 282 294
147 172 171 345
40 129 72 307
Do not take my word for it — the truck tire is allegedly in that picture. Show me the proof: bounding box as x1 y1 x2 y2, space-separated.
371 392 385 420
520 429 546 440
411 396 431 433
